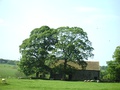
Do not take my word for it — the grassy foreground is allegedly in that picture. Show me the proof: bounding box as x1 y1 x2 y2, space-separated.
0 79 120 90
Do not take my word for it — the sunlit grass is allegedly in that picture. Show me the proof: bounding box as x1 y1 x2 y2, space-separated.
0 78 120 90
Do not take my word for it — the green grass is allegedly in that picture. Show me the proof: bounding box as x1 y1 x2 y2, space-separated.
0 64 18 78
0 79 120 90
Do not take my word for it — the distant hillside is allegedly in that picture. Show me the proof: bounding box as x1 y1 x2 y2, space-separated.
0 58 26 78
0 58 19 65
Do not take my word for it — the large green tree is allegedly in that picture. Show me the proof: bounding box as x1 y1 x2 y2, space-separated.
107 46 120 81
19 26 58 77
53 26 94 79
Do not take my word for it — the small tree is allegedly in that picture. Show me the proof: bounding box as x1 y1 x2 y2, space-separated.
100 66 108 80
107 46 120 81
19 26 58 77
53 26 94 79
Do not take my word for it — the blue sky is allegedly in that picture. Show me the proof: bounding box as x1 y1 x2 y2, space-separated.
0 0 120 65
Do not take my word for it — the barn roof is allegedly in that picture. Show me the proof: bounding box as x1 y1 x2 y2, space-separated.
55 60 100 71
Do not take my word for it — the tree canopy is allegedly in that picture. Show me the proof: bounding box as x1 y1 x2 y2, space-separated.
19 26 58 77
19 26 94 79
53 26 94 79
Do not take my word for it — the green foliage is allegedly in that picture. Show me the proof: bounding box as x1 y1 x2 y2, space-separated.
53 26 94 79
19 26 58 77
0 79 120 90
52 64 76 75
113 46 120 63
100 66 107 71
55 27 94 60
100 66 108 80
107 46 120 81
19 26 93 79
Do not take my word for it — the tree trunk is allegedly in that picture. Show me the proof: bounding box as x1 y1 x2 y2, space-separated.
62 59 67 80
36 72 39 78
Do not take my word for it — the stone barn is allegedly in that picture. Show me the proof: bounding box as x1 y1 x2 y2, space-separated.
50 60 100 81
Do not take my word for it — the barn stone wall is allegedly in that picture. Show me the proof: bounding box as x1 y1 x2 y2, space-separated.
72 70 100 81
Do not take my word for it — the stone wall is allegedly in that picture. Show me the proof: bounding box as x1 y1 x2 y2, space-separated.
72 70 100 80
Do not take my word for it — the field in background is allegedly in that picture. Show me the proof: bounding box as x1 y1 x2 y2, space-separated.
0 64 18 78
0 78 120 90
0 64 25 78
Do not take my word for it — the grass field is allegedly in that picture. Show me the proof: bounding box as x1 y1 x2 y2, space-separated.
0 78 120 90
0 64 18 78
0 64 25 78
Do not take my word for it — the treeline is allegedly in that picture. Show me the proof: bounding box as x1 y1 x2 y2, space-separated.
99 45 120 82
0 58 19 65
